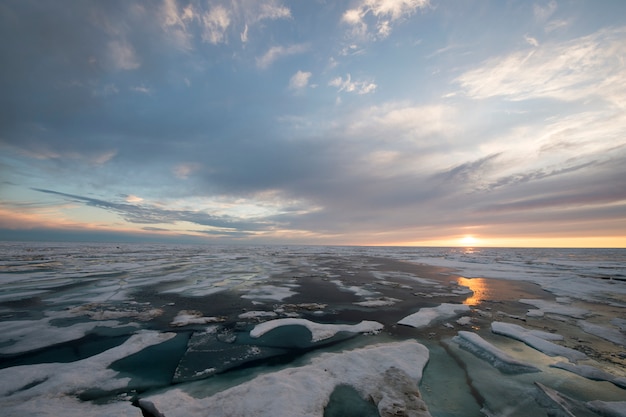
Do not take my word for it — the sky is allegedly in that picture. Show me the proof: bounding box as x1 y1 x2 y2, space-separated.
1 0 625 247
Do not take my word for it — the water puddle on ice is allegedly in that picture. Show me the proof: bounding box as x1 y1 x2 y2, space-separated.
324 384 379 417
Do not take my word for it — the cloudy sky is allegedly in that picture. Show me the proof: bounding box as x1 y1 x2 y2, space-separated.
1 0 625 247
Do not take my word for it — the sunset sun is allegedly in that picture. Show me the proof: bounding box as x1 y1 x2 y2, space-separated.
459 235 478 246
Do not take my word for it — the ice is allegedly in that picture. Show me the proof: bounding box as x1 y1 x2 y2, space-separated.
250 318 384 342
398 303 470 329
371 271 438 286
491 321 587 362
238 310 279 319
0 330 175 414
551 362 626 389
170 310 226 327
240 284 298 301
354 297 401 307
331 279 380 297
611 318 626 331
0 310 125 354
69 302 163 321
578 320 626 346
519 299 590 319
586 400 626 417
534 382 600 417
452 331 540 374
139 340 432 417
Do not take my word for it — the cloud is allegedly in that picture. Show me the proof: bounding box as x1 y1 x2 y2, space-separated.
31 188 269 234
289 70 312 90
329 73 377 94
455 26 626 106
256 44 308 68
533 0 557 21
342 0 430 39
201 5 231 44
107 40 140 70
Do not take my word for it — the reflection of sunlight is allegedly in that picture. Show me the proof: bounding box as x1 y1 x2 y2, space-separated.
458 277 489 306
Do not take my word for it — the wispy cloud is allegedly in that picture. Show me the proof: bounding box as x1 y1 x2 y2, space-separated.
289 70 312 91
342 0 430 39
455 26 626 106
256 44 308 68
329 73 377 94
201 5 231 44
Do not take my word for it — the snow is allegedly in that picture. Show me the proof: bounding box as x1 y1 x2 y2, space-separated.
140 340 432 417
354 297 401 307
398 303 471 329
0 311 125 354
519 299 589 319
577 320 626 346
452 331 540 374
250 318 384 342
238 310 278 319
170 310 226 327
491 321 586 362
0 330 176 416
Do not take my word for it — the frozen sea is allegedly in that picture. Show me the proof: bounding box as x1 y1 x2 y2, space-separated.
0 243 625 417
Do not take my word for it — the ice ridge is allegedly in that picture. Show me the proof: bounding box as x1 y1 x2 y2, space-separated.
453 331 540 374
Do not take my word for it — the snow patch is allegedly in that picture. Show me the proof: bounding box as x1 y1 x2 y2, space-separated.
170 310 226 327
398 303 471 329
519 299 589 319
250 318 384 342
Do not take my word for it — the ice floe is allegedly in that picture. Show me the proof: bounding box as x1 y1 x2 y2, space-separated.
170 310 226 327
0 330 175 416
519 299 590 319
354 297 401 307
452 331 540 374
140 340 432 417
398 303 471 329
238 310 279 319
551 361 626 389
491 321 587 362
250 318 384 342
0 311 125 354
578 320 626 346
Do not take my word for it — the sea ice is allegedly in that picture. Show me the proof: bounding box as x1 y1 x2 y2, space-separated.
354 297 401 307
398 303 470 329
577 320 626 346
0 311 123 354
170 310 226 327
452 331 540 374
491 321 587 362
519 299 589 319
238 310 279 319
240 284 298 301
0 330 176 414
586 400 626 417
551 362 626 389
139 340 432 417
250 318 384 342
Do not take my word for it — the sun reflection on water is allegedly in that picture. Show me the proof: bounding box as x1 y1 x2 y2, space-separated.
457 277 489 306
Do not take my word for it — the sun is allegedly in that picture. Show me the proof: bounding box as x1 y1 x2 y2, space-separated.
459 235 478 246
